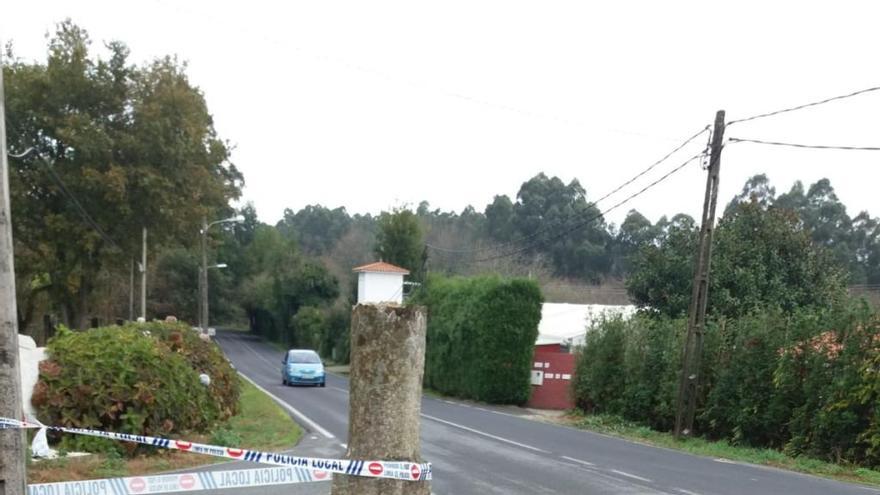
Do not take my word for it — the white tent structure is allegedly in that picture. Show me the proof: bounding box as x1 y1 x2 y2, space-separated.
537 302 637 348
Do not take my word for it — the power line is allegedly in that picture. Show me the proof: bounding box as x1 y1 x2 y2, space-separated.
152 0 681 144
469 152 705 264
426 125 710 255
728 137 880 152
728 85 880 126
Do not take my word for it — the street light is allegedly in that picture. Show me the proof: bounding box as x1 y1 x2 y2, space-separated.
199 215 244 332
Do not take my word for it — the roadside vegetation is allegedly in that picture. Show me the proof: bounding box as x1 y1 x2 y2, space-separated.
561 412 880 487
415 275 543 404
28 376 301 483
28 320 300 483
572 194 880 481
35 321 240 450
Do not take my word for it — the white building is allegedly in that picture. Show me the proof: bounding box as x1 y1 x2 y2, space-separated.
537 302 637 347
353 261 410 304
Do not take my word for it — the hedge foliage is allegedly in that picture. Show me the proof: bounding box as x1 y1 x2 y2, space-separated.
418 275 542 404
33 322 239 455
574 301 880 467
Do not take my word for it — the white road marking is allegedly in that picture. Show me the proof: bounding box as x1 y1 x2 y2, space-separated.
329 386 349 393
561 455 595 467
675 489 703 495
238 371 336 439
610 469 652 483
713 458 736 464
421 413 549 453
340 443 348 449
241 340 283 371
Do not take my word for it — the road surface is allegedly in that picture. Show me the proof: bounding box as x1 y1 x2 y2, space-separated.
198 330 878 495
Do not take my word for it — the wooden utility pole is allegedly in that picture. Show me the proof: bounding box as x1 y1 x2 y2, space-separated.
674 110 725 438
129 258 135 321
140 227 147 320
0 52 28 495
200 217 209 332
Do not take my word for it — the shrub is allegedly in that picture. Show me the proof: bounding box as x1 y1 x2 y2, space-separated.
573 299 880 468
323 304 352 363
139 321 240 420
418 275 542 404
290 306 327 350
573 314 681 430
32 322 239 455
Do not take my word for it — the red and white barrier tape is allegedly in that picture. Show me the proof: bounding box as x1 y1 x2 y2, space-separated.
1 418 430 482
28 465 330 495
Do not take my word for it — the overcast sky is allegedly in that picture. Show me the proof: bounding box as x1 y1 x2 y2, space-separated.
3 1 878 226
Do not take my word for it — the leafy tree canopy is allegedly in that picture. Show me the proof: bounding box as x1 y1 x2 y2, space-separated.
374 208 425 278
5 20 241 328
628 186 847 318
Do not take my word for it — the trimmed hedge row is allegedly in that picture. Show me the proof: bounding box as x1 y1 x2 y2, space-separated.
33 322 239 455
418 275 543 404
574 301 880 467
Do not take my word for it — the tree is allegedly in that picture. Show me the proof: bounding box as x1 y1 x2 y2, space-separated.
276 205 352 255
852 212 880 285
374 208 424 278
724 173 776 216
512 173 611 282
4 21 241 329
627 199 846 318
237 224 339 342
626 214 698 317
485 195 515 242
610 209 659 276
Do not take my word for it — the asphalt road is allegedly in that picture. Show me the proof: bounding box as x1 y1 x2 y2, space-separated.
200 331 879 495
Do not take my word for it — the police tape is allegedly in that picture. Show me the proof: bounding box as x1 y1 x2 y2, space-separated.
28 464 331 495
0 418 431 482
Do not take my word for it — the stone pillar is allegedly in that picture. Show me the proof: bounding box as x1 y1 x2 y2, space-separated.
331 304 430 495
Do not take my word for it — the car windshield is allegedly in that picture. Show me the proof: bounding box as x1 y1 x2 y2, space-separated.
287 351 320 364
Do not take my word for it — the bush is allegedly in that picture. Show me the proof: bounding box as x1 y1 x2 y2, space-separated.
418 275 542 404
32 322 239 456
573 300 880 468
290 306 327 350
573 314 681 431
140 321 240 420
323 304 352 363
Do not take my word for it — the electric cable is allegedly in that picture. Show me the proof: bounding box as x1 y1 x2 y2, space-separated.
426 125 710 255
728 137 880 152
468 152 705 264
728 85 880 126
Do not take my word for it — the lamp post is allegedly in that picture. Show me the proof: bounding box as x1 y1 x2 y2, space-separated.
199 216 243 332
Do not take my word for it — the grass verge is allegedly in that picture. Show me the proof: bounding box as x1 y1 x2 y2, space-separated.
560 412 880 487
27 377 302 483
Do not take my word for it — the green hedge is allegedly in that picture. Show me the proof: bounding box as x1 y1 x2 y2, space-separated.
573 301 880 467
33 322 239 455
418 275 542 404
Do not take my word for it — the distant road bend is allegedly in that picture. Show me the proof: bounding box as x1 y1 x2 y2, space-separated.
216 330 879 495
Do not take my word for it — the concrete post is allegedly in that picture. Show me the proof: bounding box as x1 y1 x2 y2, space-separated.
331 304 430 495
0 51 28 495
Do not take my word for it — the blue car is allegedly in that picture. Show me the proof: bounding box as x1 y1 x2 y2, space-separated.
282 349 326 387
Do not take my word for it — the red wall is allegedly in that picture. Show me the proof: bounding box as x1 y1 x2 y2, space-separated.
527 347 576 410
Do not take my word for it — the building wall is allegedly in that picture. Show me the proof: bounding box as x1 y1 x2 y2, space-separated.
527 348 576 410
358 272 404 304
357 272 366 304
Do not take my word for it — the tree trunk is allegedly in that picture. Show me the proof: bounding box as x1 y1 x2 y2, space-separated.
75 276 91 330
331 304 430 495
